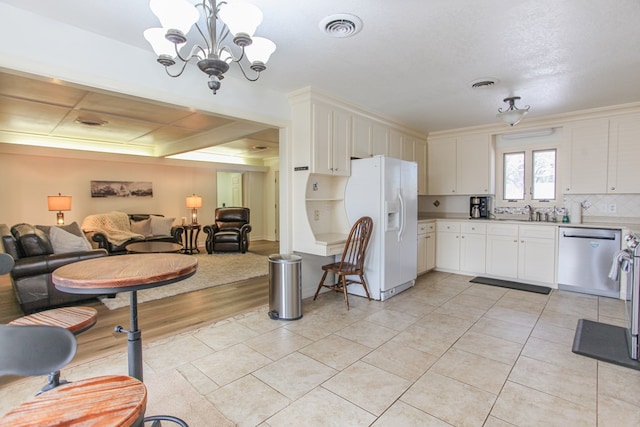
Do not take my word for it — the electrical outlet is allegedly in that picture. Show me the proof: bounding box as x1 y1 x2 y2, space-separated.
314 210 320 221
608 204 617 213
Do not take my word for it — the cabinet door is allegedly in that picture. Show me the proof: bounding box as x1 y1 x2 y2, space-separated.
388 130 403 159
460 233 486 274
518 237 555 283
426 232 436 271
415 140 428 195
311 102 333 174
457 134 493 194
332 108 351 176
352 115 372 159
371 123 389 156
402 135 415 162
428 138 457 194
608 113 640 193
417 233 428 274
486 234 518 277
436 231 460 270
565 118 609 194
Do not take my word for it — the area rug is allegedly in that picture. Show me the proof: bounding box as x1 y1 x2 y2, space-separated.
99 252 269 310
469 276 552 294
572 319 640 370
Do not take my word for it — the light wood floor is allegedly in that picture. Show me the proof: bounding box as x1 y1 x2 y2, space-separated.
0 241 278 385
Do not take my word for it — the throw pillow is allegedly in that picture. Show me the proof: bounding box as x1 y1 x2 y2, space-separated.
130 218 152 237
49 225 93 253
36 221 84 238
149 215 175 236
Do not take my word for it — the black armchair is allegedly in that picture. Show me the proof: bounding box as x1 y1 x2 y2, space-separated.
204 207 252 254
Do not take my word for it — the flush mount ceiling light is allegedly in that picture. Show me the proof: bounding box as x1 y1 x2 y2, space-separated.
497 96 530 126
319 13 363 38
144 0 276 94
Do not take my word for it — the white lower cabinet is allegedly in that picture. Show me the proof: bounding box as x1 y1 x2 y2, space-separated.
417 221 436 274
436 221 460 271
485 223 556 285
436 221 487 274
460 222 486 274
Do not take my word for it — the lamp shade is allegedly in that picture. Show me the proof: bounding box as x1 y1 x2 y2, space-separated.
497 109 528 127
245 37 276 64
186 195 202 209
218 1 263 37
149 0 199 34
144 27 177 56
48 194 72 211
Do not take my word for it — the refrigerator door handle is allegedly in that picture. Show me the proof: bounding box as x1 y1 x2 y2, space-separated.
398 192 405 242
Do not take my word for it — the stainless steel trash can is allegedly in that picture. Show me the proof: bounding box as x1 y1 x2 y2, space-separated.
268 254 302 320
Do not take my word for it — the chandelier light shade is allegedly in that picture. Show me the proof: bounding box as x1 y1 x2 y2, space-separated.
145 0 276 94
497 96 530 126
186 194 203 224
47 193 72 225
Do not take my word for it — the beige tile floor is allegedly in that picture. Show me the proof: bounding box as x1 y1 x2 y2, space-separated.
2 271 640 426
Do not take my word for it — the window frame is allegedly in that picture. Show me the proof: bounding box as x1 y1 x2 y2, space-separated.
495 138 559 207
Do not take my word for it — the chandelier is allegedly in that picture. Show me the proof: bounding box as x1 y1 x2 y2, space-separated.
497 96 530 126
144 0 276 94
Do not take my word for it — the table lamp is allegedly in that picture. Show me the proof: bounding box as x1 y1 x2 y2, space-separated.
48 193 72 225
186 194 202 225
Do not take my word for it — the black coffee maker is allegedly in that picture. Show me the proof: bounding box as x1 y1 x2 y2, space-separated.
470 197 490 219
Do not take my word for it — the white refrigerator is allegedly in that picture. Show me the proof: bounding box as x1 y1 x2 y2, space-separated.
344 155 418 300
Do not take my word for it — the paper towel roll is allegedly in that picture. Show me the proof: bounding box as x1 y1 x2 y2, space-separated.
570 202 582 224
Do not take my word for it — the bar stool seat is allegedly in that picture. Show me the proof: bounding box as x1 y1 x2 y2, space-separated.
9 306 98 334
0 375 147 427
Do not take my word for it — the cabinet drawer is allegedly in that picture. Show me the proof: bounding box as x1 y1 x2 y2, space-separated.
486 223 519 237
418 222 429 234
437 221 461 233
519 225 556 239
462 222 486 234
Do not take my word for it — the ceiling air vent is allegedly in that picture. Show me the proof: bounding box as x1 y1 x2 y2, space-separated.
470 78 499 89
75 117 108 127
319 14 363 38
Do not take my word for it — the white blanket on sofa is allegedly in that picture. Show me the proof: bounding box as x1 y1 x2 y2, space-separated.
82 211 144 246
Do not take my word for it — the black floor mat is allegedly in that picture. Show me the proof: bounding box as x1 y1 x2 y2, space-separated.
469 276 551 294
572 319 640 370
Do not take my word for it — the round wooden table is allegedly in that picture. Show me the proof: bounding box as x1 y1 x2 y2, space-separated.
125 241 183 254
52 254 197 381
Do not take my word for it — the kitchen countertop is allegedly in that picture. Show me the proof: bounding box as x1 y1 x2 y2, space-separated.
417 213 640 233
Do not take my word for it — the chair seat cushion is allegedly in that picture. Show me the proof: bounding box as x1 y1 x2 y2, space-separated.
214 231 241 243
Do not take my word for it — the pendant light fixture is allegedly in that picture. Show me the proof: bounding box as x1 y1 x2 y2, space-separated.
497 96 530 126
144 0 276 94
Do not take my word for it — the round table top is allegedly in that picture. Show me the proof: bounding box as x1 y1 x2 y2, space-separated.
9 306 98 335
0 375 146 427
125 241 183 253
52 253 198 294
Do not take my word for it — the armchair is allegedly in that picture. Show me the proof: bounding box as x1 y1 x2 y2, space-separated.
204 207 252 254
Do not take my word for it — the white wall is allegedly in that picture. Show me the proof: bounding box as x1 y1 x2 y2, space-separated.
0 144 274 246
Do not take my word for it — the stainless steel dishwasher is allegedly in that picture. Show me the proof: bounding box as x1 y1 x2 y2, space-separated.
558 226 621 298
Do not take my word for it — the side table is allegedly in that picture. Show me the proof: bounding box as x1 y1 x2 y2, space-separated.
182 224 201 254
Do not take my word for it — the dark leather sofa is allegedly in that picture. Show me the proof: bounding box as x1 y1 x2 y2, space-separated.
0 223 108 314
204 207 252 253
83 213 184 255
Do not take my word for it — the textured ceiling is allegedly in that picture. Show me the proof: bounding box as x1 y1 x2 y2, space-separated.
1 0 639 156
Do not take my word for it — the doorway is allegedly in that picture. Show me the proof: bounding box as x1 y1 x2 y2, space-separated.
217 172 243 207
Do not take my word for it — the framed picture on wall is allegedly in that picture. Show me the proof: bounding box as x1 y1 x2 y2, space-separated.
90 180 153 198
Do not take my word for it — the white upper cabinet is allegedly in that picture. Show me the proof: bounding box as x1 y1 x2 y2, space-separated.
311 102 351 176
457 134 494 195
388 130 403 159
427 133 494 195
563 113 640 194
352 116 390 159
564 118 609 194
608 113 640 193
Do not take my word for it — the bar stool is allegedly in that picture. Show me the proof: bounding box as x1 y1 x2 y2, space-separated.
9 306 98 393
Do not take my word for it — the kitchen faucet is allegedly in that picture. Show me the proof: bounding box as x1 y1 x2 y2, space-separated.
524 205 533 221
